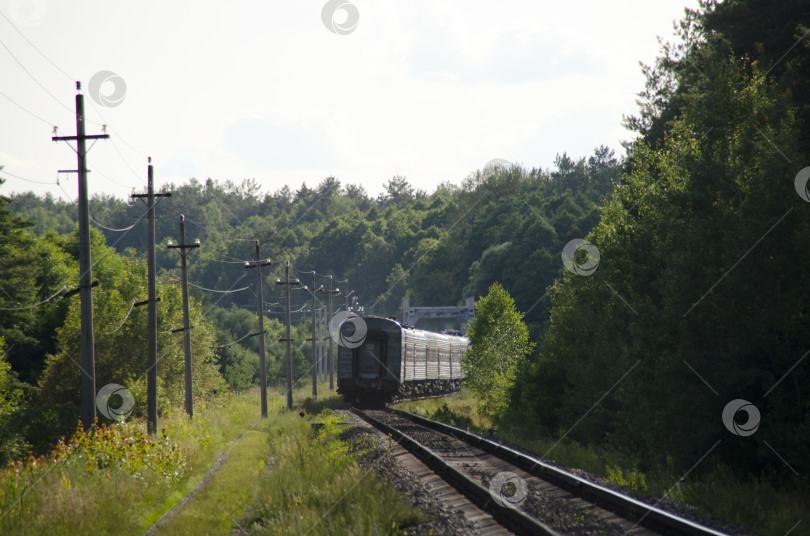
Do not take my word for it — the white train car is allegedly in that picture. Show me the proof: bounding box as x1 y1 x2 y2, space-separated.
337 316 467 403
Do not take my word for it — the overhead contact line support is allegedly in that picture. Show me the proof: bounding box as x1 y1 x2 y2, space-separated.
245 242 272 417
52 82 109 430
168 215 200 418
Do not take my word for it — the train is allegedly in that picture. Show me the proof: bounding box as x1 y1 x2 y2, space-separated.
336 315 468 404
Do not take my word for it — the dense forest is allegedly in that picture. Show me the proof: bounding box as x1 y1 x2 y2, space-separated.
1 0 809 500
0 150 618 462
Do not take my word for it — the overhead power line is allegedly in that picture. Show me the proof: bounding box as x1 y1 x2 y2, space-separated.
0 285 67 310
89 215 139 232
0 12 150 183
0 168 55 185
100 300 137 335
218 331 256 349
0 34 73 115
0 87 55 126
0 11 74 81
187 282 250 294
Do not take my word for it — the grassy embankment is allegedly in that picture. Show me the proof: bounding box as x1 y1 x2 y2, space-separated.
395 389 809 536
0 385 421 535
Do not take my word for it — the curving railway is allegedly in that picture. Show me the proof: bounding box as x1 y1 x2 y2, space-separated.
351 407 736 536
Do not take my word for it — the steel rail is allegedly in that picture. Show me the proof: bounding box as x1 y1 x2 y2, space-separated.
390 408 732 536
351 407 561 536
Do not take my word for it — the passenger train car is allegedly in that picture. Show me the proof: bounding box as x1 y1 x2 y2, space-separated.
337 316 468 404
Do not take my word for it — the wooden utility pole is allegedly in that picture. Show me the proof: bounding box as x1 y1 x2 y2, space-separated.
52 82 109 430
245 242 272 417
168 215 199 418
304 272 323 399
276 262 299 409
131 159 170 434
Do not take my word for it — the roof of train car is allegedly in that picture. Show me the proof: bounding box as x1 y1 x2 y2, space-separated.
352 315 468 342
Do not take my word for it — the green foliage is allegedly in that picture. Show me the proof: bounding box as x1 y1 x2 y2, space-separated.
462 283 533 418
9 157 617 330
37 228 225 418
518 7 810 482
51 421 186 480
606 466 647 493
0 338 12 417
0 183 73 384
207 306 311 391
0 338 27 464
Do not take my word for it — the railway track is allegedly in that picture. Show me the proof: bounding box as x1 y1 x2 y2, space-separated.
351 407 734 536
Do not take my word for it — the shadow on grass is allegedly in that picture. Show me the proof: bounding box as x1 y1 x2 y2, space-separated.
300 394 349 416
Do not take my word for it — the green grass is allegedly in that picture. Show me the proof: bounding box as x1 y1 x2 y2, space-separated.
156 429 269 534
0 383 423 535
396 388 496 433
394 389 809 536
0 389 262 535
240 393 422 535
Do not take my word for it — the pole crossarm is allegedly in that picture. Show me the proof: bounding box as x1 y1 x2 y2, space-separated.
245 259 273 268
63 280 99 299
131 193 171 200
52 134 109 141
168 243 200 251
133 297 161 307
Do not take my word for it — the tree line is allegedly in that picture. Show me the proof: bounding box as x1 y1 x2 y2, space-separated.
1 150 618 465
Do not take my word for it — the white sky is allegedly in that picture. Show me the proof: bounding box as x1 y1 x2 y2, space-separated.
0 0 699 200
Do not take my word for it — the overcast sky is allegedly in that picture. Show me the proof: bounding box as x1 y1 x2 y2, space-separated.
0 0 699 200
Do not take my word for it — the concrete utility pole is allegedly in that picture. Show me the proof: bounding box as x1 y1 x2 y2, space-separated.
324 276 340 390
320 308 327 383
314 307 320 382
276 262 299 409
132 159 171 435
52 82 109 430
168 215 199 418
245 242 272 417
303 272 324 399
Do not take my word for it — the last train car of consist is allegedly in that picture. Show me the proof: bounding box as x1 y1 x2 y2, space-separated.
337 316 468 404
